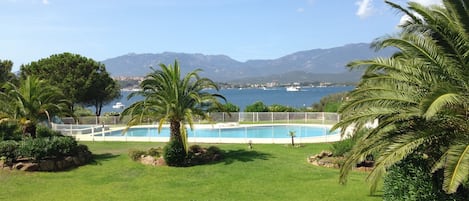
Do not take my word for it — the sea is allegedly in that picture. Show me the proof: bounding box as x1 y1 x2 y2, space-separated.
99 86 355 113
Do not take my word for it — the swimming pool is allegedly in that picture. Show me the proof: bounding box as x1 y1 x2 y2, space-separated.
104 125 338 139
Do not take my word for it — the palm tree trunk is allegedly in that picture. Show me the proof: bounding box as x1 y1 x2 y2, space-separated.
169 120 182 143
22 123 36 138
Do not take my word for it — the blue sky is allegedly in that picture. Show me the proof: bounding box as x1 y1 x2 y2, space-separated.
1 0 441 71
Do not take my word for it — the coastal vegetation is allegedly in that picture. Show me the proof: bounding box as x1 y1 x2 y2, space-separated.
333 0 469 199
20 53 121 118
0 73 92 171
1 76 71 137
311 92 348 112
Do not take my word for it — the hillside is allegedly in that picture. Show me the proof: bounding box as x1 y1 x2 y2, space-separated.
102 43 395 83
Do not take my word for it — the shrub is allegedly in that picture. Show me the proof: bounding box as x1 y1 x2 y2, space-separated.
311 91 348 112
330 129 367 157
221 102 239 112
128 149 147 161
0 122 21 141
128 147 162 161
36 126 63 138
163 139 187 166
206 146 223 159
17 137 49 160
49 136 78 157
244 101 268 112
268 104 297 112
330 137 354 157
187 145 224 165
383 154 466 201
0 140 19 161
147 147 162 157
17 136 81 160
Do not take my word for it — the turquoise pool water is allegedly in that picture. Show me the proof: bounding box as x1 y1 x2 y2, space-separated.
105 125 337 138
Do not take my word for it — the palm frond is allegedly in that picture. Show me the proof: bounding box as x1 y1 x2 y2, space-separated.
442 143 469 193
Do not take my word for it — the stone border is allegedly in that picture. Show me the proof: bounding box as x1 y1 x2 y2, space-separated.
1 150 92 172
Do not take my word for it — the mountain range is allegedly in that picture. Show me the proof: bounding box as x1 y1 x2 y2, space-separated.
102 43 395 83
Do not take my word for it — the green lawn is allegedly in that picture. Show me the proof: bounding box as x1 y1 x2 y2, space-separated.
0 142 381 201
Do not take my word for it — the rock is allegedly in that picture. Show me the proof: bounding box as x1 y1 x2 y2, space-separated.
318 150 333 158
13 162 25 170
72 156 81 166
77 150 92 164
20 163 39 171
39 160 56 171
155 157 166 166
140 155 156 165
12 162 39 171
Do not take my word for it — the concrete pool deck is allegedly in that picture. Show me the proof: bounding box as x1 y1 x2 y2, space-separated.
71 123 343 144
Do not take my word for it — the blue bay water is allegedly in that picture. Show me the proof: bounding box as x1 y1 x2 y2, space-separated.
101 86 354 113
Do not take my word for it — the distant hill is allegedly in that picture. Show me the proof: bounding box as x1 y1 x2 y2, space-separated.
102 43 395 83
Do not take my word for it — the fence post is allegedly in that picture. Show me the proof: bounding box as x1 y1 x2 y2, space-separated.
102 121 105 141
322 112 325 125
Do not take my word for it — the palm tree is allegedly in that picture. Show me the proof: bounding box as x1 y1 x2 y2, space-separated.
0 76 71 137
121 60 226 152
289 130 296 146
332 0 469 194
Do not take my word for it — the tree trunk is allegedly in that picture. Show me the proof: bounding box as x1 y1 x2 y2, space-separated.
22 123 36 138
169 120 182 143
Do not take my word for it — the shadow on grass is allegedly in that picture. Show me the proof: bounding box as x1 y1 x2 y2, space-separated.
90 153 119 165
222 149 272 165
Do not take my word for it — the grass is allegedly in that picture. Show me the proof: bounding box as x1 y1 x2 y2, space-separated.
0 142 381 201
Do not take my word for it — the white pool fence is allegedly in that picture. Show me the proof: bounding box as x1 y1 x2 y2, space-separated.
52 112 342 143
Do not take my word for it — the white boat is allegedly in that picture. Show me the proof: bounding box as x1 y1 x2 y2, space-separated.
286 86 301 92
112 102 125 109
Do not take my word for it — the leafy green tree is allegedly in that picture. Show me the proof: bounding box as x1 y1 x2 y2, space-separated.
0 60 17 86
20 53 118 113
82 69 121 119
0 76 71 137
244 101 268 112
333 0 469 194
121 60 226 165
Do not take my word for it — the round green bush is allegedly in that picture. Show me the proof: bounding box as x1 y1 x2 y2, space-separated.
163 139 187 167
0 140 19 161
17 136 81 160
36 125 63 138
0 123 21 141
383 154 467 201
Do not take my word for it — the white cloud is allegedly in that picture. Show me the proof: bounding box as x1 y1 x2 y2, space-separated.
42 0 49 5
297 8 305 13
355 0 374 19
398 0 443 25
412 0 442 6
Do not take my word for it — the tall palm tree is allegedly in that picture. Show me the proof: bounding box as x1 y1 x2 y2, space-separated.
0 76 71 137
333 0 469 194
121 60 226 152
